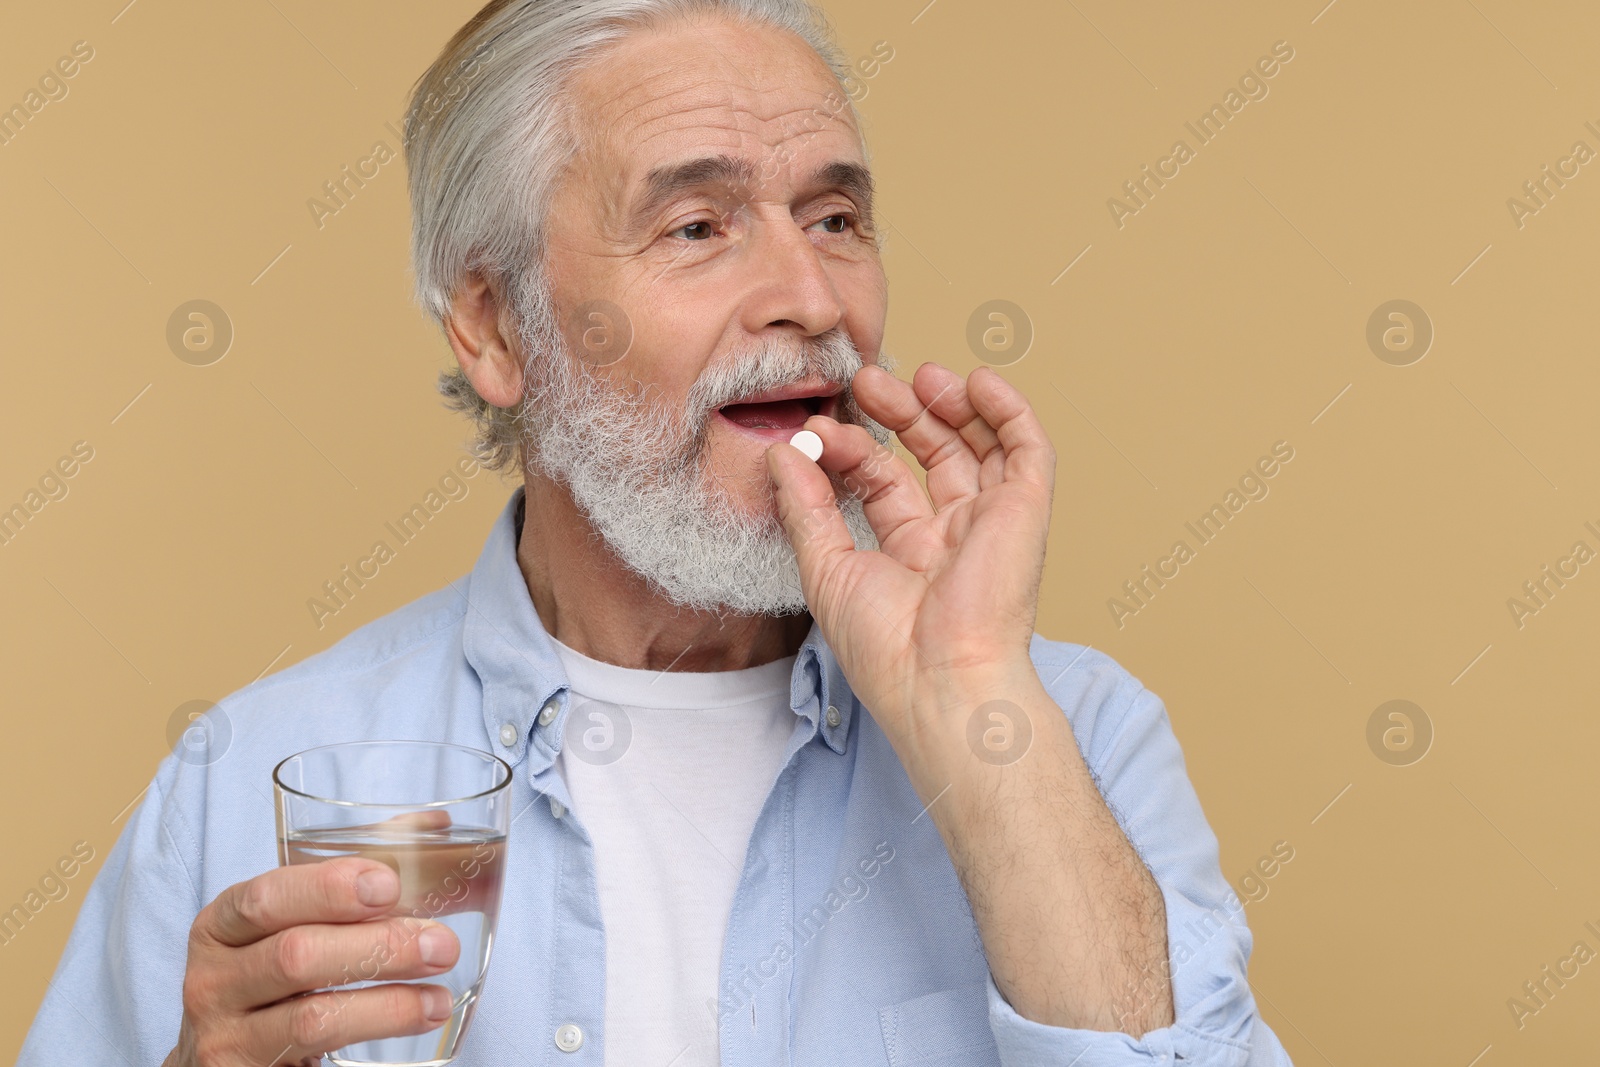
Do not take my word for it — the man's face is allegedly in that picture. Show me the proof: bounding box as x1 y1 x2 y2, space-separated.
542 14 889 512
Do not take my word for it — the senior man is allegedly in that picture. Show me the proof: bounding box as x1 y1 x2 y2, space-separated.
20 1 1292 1064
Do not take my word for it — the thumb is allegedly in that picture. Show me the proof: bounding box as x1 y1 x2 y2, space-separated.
765 433 856 588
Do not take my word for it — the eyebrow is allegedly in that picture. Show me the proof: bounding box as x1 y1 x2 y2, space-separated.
625 153 876 234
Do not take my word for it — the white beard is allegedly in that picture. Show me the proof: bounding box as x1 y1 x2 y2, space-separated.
512 290 895 617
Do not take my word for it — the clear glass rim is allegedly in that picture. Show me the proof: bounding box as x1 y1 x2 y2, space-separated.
272 740 513 808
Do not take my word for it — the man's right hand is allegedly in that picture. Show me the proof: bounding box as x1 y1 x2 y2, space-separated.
162 857 460 1067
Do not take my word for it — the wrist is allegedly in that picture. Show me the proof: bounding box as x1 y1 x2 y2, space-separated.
885 655 1051 793
919 653 1045 720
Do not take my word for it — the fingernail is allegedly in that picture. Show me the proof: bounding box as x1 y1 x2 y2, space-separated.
355 867 396 906
789 429 823 462
422 986 454 1022
419 925 455 966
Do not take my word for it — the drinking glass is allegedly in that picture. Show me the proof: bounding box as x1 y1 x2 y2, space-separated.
273 740 512 1066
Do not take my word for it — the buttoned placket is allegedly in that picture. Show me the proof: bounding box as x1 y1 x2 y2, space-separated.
464 486 867 1063
502 684 601 1056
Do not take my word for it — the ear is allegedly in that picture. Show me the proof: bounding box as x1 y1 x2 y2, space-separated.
444 272 524 408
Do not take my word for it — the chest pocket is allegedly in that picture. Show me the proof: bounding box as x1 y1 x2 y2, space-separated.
878 983 1001 1066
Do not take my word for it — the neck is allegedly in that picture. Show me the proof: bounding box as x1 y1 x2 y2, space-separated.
515 473 811 672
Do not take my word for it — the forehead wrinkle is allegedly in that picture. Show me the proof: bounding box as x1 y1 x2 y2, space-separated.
620 85 861 176
582 84 745 190
563 27 866 245
575 34 855 153
570 15 855 134
582 41 744 130
583 37 850 139
605 84 849 149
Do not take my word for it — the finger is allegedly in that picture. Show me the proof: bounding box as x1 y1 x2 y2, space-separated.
338 827 500 922
231 916 460 1010
803 415 933 548
344 810 453 836
248 981 456 1063
764 435 858 587
964 365 1056 490
202 858 401 949
910 363 1006 474
394 834 504 922
852 363 993 505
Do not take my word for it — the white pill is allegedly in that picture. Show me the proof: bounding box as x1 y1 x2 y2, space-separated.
789 429 824 462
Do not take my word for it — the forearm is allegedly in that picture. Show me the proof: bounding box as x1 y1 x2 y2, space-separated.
901 665 1175 1034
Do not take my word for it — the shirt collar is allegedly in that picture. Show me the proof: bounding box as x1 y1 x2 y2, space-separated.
462 486 856 775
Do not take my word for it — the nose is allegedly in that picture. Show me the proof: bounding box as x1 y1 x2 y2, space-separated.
738 212 847 339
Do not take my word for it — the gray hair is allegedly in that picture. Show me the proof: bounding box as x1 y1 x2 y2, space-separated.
401 0 869 474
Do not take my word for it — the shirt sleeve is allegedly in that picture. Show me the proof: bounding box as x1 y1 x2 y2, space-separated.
17 756 198 1067
983 679 1295 1066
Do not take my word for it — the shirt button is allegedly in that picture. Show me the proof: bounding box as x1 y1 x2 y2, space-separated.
498 722 518 747
538 698 559 726
554 1023 583 1052
549 796 565 819
825 704 841 728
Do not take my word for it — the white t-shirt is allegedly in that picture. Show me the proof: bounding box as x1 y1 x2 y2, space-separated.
550 635 797 1067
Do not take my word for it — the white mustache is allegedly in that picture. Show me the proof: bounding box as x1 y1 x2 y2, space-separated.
684 328 889 435
688 330 853 410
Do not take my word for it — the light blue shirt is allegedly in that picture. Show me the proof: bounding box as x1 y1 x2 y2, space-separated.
20 486 1292 1066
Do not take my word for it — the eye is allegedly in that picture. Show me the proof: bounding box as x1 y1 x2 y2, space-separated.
669 219 717 241
811 214 852 234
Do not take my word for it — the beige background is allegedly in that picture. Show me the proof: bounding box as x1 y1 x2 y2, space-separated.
4 0 1598 1062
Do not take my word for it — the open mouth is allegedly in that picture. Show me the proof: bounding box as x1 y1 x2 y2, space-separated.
716 390 840 439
